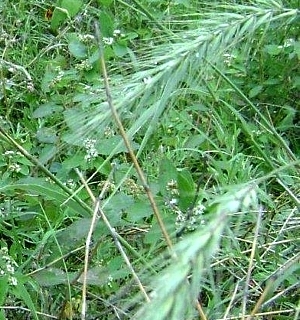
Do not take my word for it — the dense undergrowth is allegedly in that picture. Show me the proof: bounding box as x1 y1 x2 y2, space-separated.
0 0 299 319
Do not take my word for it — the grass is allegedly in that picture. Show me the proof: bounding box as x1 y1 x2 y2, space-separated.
0 0 299 319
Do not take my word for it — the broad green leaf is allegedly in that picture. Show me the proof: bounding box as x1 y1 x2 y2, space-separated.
144 212 175 245
264 44 282 56
33 102 63 118
61 0 82 17
98 0 113 5
56 218 92 249
61 153 85 171
99 11 114 37
32 268 77 286
248 85 263 98
68 39 87 59
127 198 152 222
294 41 300 59
158 158 178 197
50 7 68 32
184 135 205 148
78 266 110 285
38 145 58 165
0 178 90 217
113 43 129 57
96 135 140 155
36 128 58 144
12 276 39 320
41 69 57 93
105 193 134 226
50 0 82 31
0 275 9 306
63 108 84 133
144 220 163 245
177 169 195 211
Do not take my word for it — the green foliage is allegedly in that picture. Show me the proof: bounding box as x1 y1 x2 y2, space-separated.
0 0 299 319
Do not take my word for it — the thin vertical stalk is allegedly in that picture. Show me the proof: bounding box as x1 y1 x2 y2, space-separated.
94 21 174 251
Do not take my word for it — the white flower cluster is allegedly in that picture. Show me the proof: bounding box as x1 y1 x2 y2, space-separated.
165 180 206 233
104 126 115 138
8 163 21 173
223 53 236 66
0 247 18 286
103 37 114 45
64 179 77 190
49 66 64 87
83 138 98 162
3 150 15 158
2 150 24 173
78 34 95 43
103 29 124 45
107 275 113 288
174 202 206 233
166 179 179 195
75 60 93 71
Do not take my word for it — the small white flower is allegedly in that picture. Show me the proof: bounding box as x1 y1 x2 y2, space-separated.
84 138 98 162
6 263 15 274
104 126 115 138
9 163 21 172
9 276 18 286
27 82 35 92
103 37 114 45
176 212 186 224
169 198 178 205
107 275 113 287
4 150 15 156
143 77 152 84
113 29 121 37
65 179 76 189
192 204 205 215
79 34 95 42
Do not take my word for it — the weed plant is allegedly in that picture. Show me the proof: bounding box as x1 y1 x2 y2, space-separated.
0 0 299 319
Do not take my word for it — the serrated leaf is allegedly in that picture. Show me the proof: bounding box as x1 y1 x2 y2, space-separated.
62 153 85 171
